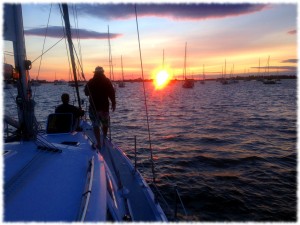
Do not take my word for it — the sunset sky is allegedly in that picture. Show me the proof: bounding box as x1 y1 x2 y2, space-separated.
2 1 298 81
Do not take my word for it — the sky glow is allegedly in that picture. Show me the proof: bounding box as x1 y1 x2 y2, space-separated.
2 1 297 81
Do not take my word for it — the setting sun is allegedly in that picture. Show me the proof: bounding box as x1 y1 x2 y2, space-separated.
154 70 171 89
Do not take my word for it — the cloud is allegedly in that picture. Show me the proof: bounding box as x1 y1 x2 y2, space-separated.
281 59 297 63
287 29 296 35
24 26 122 39
76 3 268 21
252 66 297 71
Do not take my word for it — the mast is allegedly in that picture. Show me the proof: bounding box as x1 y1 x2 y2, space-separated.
221 66 223 78
4 4 36 140
258 58 260 77
121 55 124 82
183 42 187 80
108 25 113 80
162 49 164 69
224 59 226 78
267 55 270 77
61 4 81 109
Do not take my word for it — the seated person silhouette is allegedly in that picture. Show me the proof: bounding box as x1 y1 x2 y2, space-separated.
55 93 84 131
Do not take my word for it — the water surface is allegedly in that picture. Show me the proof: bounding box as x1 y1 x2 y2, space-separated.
4 79 297 221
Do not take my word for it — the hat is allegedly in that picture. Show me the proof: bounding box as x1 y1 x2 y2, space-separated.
94 66 104 73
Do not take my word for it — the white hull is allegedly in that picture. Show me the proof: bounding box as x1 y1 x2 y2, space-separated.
4 120 167 222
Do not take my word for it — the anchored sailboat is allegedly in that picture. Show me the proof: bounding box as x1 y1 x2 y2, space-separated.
220 59 228 84
118 55 125 88
263 56 277 84
3 4 167 222
182 42 194 88
200 64 205 84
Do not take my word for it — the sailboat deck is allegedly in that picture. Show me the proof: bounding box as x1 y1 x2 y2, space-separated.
4 139 102 221
84 128 166 221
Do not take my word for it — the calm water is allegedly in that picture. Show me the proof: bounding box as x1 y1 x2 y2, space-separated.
4 79 297 221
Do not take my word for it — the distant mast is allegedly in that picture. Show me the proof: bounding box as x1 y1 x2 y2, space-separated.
201 64 205 84
107 25 114 81
258 58 260 77
118 55 125 87
183 42 187 80
267 55 270 77
162 49 165 69
121 55 124 82
224 59 226 78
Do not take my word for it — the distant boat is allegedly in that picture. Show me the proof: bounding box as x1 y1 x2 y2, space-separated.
118 81 125 88
220 79 228 85
263 79 277 84
54 80 67 85
69 80 85 87
220 60 228 85
200 64 205 84
227 64 239 84
183 78 194 88
54 72 66 85
256 58 263 81
262 56 278 85
30 80 41 86
182 42 194 88
118 55 125 88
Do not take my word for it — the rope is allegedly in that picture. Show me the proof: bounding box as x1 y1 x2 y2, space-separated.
35 134 62 152
58 5 77 102
134 4 156 183
31 37 65 64
58 4 101 142
151 183 173 214
107 26 113 80
150 181 188 220
73 5 84 75
33 4 53 99
175 188 188 216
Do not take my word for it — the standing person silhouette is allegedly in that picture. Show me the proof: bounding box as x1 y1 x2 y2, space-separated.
84 66 116 149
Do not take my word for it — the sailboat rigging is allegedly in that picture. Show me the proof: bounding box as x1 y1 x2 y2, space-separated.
182 42 194 88
3 4 36 140
263 56 277 84
163 49 165 69
200 64 205 84
220 59 228 84
3 3 168 222
107 25 114 82
62 4 82 109
118 55 125 87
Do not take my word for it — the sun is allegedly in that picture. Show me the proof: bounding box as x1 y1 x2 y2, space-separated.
154 70 171 89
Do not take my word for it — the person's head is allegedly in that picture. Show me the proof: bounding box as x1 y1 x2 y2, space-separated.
61 93 69 104
94 66 104 76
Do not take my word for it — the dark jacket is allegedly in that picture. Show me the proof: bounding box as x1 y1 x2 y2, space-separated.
55 103 83 123
84 74 116 112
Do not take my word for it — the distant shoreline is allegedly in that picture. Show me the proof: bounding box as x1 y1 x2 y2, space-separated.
21 74 296 84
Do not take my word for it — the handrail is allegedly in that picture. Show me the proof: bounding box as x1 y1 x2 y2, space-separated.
174 186 187 219
79 156 94 221
106 140 123 189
